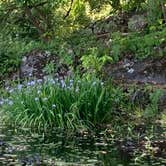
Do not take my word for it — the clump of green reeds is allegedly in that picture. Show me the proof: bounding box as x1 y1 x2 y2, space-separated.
1 77 125 131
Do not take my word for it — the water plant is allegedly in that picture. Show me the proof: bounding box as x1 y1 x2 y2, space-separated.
0 77 125 131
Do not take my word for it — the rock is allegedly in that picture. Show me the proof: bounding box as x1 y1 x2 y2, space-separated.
105 56 166 85
19 49 71 80
128 15 147 32
20 50 57 79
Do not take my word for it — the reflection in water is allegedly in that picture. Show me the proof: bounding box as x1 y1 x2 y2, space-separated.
0 124 166 165
0 124 129 166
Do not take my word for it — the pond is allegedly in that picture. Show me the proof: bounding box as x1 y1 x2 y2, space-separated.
0 123 166 165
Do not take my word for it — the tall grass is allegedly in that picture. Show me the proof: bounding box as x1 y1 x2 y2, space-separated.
1 77 125 131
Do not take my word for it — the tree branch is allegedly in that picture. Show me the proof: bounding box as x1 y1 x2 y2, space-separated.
64 0 73 19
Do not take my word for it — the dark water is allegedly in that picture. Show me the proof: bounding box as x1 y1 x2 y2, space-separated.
0 126 125 166
0 124 166 166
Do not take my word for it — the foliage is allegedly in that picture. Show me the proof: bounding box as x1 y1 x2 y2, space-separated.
0 36 34 78
1 0 159 41
147 0 163 26
144 90 163 119
111 28 166 61
0 0 166 134
0 36 73 79
81 48 112 75
43 62 55 75
1 77 126 131
122 0 146 11
0 0 69 41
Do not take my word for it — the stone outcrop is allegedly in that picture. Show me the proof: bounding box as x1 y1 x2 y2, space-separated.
105 56 166 85
19 50 71 79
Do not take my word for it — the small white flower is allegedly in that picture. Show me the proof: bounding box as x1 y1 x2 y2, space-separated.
92 82 96 86
35 97 39 101
67 86 71 89
0 100 4 105
17 84 23 90
37 79 43 83
9 89 14 93
29 73 32 77
60 80 66 88
75 87 79 92
55 78 59 81
50 79 55 84
22 57 27 62
5 87 9 90
37 90 41 94
43 97 48 101
128 68 134 74
27 80 36 86
45 51 51 56
52 104 56 108
8 100 13 105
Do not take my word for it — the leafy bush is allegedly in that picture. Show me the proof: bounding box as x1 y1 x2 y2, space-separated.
81 48 112 75
0 77 126 131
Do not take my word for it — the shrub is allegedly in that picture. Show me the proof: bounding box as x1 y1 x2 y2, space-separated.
81 48 112 76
